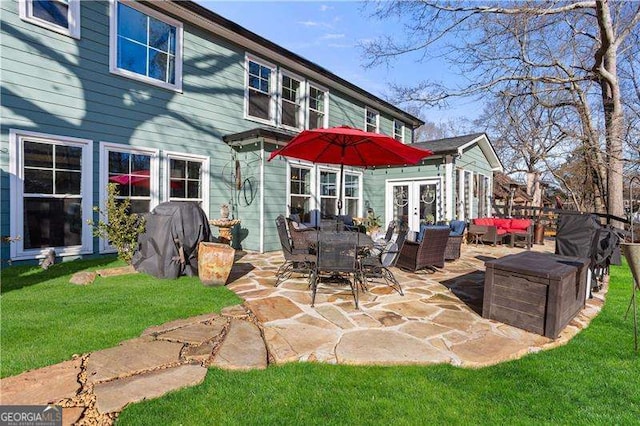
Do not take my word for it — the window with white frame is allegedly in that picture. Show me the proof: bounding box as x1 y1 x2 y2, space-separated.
289 166 312 222
165 153 208 209
365 107 379 133
280 73 303 129
308 85 327 129
109 0 183 91
319 170 338 218
246 58 275 122
9 130 92 260
343 174 360 217
19 0 81 38
393 120 404 142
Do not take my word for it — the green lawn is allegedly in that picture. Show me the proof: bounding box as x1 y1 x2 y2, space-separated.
118 262 640 425
0 256 241 378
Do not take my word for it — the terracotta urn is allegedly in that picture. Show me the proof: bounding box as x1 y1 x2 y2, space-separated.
198 242 235 286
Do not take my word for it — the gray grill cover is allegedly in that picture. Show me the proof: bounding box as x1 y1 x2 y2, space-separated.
132 202 212 279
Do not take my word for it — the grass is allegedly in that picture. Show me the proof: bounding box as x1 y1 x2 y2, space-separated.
117 262 640 425
0 256 242 378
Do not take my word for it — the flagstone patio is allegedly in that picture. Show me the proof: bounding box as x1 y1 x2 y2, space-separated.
231 239 606 367
0 239 607 421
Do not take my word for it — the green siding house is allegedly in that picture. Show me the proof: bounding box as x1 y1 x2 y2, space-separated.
0 0 500 263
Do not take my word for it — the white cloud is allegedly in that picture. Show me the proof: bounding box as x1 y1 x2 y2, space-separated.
298 20 321 27
319 5 333 12
320 33 345 40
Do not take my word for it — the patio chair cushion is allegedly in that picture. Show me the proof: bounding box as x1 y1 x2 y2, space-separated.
510 218 531 231
474 217 494 227
418 224 449 242
449 220 466 236
493 218 512 230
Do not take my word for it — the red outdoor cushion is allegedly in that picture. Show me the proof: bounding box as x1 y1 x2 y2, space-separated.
510 219 531 231
496 229 508 235
474 217 494 226
493 218 512 230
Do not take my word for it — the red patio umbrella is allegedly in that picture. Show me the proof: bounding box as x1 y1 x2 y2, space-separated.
268 126 433 214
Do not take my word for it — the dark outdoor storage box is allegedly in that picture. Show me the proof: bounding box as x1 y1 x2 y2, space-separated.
483 251 589 338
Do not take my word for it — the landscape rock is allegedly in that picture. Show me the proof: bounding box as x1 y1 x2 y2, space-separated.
69 271 96 285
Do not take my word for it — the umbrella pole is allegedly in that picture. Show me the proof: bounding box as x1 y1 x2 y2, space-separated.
338 163 344 216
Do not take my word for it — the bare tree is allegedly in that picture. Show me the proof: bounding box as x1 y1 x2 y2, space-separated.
363 0 640 223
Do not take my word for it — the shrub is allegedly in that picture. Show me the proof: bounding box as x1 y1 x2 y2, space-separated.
88 183 146 264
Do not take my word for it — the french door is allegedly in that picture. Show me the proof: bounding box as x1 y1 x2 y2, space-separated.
385 179 441 233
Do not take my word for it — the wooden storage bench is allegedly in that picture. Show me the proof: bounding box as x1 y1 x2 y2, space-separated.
483 251 589 338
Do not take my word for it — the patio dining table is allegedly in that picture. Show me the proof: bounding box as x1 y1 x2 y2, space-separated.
304 231 374 254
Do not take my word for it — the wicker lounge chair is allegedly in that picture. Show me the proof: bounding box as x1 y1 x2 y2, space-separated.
396 227 450 272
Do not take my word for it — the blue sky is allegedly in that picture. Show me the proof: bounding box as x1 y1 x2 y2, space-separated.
197 1 481 123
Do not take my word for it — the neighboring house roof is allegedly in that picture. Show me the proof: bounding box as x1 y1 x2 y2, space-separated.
493 172 531 202
412 133 504 172
158 1 424 129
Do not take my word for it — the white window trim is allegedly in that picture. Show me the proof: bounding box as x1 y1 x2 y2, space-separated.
318 166 341 217
393 120 405 143
365 107 380 133
162 151 210 217
244 54 277 126
9 129 93 261
108 0 184 92
19 0 81 39
99 142 159 254
307 81 329 129
279 69 305 131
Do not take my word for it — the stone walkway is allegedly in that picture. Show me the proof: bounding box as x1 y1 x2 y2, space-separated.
0 240 607 424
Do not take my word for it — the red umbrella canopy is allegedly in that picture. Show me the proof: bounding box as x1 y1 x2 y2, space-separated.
268 126 432 166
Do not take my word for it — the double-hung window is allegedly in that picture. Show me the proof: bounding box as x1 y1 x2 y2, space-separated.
19 0 81 38
393 120 405 142
165 152 209 211
343 174 361 217
289 166 312 222
246 57 275 123
280 73 303 129
110 0 183 91
308 85 327 129
9 130 92 260
365 107 379 133
319 170 338 218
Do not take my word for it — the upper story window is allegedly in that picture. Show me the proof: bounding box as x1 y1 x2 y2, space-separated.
19 0 81 38
393 120 405 142
308 85 327 129
246 58 276 123
365 108 379 133
280 73 303 129
109 0 183 91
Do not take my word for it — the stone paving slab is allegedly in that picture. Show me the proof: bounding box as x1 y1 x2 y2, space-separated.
93 364 207 414
211 319 267 370
86 340 183 384
336 329 451 365
0 358 82 405
141 313 220 337
156 319 226 345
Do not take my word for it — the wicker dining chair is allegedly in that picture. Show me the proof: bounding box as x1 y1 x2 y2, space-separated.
275 215 316 286
396 227 450 272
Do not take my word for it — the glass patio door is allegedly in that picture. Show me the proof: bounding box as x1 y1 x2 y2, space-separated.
386 180 441 233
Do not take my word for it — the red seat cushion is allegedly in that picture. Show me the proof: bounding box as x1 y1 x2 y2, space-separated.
474 217 494 226
496 229 508 235
493 218 512 230
510 219 531 231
